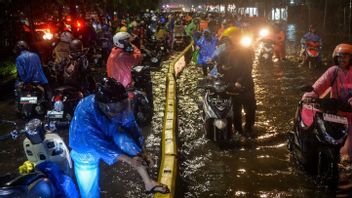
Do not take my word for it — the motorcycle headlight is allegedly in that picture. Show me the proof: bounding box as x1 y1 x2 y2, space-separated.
43 32 53 40
240 36 252 47
259 28 270 37
213 119 227 130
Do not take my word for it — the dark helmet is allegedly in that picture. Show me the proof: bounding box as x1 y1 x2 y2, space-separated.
13 40 29 54
69 39 83 52
69 39 83 58
95 77 128 103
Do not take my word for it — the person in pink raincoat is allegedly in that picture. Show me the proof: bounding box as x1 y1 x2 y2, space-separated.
303 43 352 161
107 32 141 87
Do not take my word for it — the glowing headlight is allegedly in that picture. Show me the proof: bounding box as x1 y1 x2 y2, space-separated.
213 119 227 130
259 28 269 37
43 32 53 40
240 36 252 47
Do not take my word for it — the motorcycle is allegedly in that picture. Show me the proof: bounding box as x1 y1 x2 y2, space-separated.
141 47 162 70
288 91 351 188
15 83 47 120
46 86 83 127
258 38 275 64
0 119 76 197
129 65 153 127
302 41 321 68
198 75 235 144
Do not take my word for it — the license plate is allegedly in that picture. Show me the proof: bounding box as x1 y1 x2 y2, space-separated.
176 40 183 43
47 110 64 119
323 113 348 125
20 97 37 104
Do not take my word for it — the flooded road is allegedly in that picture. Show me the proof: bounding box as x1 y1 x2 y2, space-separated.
176 25 352 197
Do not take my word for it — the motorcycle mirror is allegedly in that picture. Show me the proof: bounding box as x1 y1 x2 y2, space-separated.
299 85 314 92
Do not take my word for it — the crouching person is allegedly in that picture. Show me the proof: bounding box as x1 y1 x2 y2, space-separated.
69 77 169 197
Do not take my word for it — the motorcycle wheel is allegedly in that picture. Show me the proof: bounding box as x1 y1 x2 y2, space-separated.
316 148 339 189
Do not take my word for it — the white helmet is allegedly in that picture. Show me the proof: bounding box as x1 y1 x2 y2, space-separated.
113 32 131 48
60 31 73 43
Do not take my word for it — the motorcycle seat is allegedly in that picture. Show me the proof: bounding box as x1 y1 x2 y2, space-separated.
54 86 79 93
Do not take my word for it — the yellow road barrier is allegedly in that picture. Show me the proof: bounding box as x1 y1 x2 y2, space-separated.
155 42 194 198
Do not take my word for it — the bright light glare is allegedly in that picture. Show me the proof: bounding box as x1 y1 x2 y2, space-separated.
240 36 252 47
259 28 269 37
43 31 53 40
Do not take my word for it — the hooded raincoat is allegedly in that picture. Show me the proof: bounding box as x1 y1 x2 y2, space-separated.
195 33 217 65
16 50 48 84
106 46 141 87
69 95 143 198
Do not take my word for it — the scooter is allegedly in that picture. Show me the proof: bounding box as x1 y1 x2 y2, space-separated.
258 38 275 64
0 119 76 197
46 86 83 127
198 75 234 144
288 93 351 188
173 33 186 51
129 66 153 127
302 41 321 68
15 82 47 120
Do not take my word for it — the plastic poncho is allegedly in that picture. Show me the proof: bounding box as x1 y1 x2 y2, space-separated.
15 50 48 84
69 95 144 166
36 161 79 198
185 21 198 37
195 34 217 65
106 47 141 87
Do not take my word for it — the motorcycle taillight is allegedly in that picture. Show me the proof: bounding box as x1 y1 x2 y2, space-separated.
53 95 62 102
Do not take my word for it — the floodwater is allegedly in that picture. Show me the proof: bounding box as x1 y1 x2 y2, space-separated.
176 24 352 198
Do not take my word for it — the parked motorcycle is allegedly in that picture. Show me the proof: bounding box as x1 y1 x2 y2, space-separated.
15 83 47 120
198 75 235 144
302 41 321 68
288 92 351 188
46 86 83 127
130 65 153 127
0 119 76 197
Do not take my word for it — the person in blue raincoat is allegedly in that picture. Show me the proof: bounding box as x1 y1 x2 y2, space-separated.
13 40 50 112
195 29 217 76
14 40 48 85
69 77 169 198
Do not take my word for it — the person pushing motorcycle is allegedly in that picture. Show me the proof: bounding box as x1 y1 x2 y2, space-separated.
212 27 256 137
303 43 352 162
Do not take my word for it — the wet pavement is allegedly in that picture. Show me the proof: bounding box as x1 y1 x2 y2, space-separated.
176 25 352 198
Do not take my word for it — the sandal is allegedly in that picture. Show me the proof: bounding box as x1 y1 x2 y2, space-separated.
145 183 170 194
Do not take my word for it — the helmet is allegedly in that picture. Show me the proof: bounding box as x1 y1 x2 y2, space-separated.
119 26 128 32
13 40 29 54
113 32 131 48
95 77 128 103
130 21 138 28
220 26 241 40
69 39 83 58
69 39 83 52
60 31 73 43
332 43 352 64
